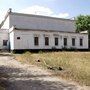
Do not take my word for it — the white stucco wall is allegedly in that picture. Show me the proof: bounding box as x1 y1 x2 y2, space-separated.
9 12 76 32
9 29 88 50
1 16 10 29
0 29 9 49
9 27 14 50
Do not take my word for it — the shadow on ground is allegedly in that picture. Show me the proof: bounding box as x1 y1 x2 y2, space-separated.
0 65 78 90
0 53 12 57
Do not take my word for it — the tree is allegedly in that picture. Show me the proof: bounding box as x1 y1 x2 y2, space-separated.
76 15 90 32
75 15 90 48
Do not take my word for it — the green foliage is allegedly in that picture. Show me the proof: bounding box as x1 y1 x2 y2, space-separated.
38 50 44 54
76 15 90 33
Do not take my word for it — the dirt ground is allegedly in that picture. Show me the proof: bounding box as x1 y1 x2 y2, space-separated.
0 53 89 90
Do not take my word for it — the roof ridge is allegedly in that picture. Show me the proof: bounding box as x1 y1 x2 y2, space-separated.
11 12 75 21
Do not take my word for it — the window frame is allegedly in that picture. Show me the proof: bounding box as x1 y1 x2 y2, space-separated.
55 37 58 46
17 37 20 40
34 37 39 46
45 37 49 46
64 38 67 46
72 38 75 46
80 38 83 46
3 40 8 46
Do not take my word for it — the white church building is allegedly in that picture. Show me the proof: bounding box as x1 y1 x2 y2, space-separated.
0 9 88 51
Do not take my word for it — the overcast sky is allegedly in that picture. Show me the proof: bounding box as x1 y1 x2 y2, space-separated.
0 0 90 22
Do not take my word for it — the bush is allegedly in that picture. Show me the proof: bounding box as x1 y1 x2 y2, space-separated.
38 50 43 54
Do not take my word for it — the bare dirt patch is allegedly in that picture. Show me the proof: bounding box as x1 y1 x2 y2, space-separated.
0 53 89 90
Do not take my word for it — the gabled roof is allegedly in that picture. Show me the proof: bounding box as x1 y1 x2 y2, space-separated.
0 9 12 28
0 8 75 28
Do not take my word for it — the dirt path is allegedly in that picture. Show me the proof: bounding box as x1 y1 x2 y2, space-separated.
0 53 89 90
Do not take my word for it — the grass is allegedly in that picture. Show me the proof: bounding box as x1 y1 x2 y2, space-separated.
0 86 5 90
15 51 90 86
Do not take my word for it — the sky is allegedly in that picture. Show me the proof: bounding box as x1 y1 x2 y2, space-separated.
0 0 90 22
